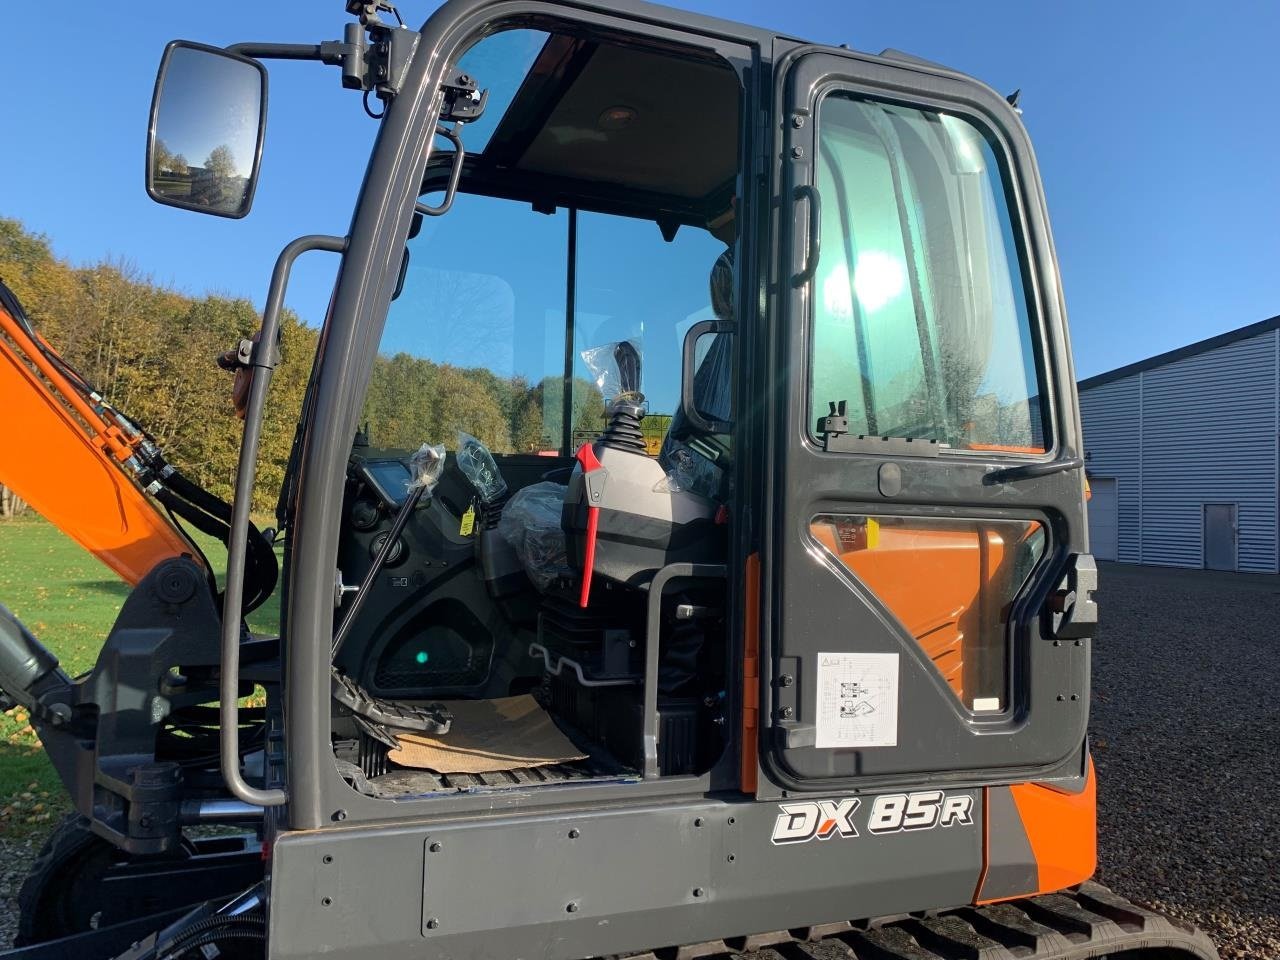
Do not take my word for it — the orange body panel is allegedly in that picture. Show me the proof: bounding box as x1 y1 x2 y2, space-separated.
1009 757 1097 895
0 303 194 585
811 519 1026 705
975 757 1097 904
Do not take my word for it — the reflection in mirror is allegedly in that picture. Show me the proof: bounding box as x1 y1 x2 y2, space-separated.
148 44 265 218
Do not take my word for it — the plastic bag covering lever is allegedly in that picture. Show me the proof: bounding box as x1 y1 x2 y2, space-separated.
456 431 508 503
575 443 607 608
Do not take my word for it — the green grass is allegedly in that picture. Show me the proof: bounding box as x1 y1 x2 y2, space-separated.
0 515 280 838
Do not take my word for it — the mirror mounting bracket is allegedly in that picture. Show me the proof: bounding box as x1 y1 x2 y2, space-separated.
227 1 419 104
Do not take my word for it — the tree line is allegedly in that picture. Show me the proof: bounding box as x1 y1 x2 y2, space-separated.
0 217 617 519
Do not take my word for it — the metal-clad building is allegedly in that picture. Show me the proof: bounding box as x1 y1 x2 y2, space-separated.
1078 315 1280 573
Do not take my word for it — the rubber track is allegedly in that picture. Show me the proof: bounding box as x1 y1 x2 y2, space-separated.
620 883 1218 960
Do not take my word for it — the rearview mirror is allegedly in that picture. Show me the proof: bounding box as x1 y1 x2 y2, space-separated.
147 41 267 219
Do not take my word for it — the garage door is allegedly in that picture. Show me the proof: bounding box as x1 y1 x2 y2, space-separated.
1088 477 1118 561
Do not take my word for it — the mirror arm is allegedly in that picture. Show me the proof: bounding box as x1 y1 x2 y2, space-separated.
226 41 342 62
230 20 417 100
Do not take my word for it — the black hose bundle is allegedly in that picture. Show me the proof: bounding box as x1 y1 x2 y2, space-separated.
155 470 279 616
159 911 266 960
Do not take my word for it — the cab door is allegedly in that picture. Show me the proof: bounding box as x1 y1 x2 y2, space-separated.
760 47 1094 790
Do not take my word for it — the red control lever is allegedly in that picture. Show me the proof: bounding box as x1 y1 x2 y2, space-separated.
574 443 604 608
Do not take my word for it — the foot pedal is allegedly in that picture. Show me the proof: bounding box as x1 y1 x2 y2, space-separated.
331 669 452 740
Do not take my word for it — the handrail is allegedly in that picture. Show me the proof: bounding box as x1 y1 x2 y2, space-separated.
643 563 726 779
220 234 347 808
415 124 465 217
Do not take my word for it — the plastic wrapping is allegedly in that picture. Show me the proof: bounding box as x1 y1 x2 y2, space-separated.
652 445 699 494
498 481 571 591
580 339 644 406
406 442 446 493
456 431 508 503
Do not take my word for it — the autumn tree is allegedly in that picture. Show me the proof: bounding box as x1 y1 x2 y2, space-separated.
0 215 634 526
205 145 236 179
153 139 189 176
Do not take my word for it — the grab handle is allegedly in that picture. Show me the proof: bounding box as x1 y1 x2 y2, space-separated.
985 456 1084 485
221 234 346 808
791 184 822 287
415 124 465 217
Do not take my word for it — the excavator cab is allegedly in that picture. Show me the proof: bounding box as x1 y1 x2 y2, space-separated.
0 2 1218 959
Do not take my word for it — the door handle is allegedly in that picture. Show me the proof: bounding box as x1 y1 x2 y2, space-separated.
791 184 822 287
985 456 1084 485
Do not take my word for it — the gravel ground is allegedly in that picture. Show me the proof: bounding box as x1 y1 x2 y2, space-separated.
1091 563 1280 960
2 563 1275 956
0 833 38 948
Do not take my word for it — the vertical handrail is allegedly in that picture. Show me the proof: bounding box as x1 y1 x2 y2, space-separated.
221 234 346 808
643 563 726 779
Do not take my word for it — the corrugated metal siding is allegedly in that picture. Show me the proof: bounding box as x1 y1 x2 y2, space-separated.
1140 330 1278 571
1079 378 1142 562
1080 328 1279 573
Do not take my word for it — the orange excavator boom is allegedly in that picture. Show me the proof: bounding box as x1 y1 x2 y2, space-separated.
0 281 197 585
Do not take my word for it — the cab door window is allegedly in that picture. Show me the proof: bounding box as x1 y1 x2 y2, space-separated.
811 97 1047 452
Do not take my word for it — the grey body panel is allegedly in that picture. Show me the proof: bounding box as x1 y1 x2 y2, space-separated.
268 791 982 960
976 786 1038 903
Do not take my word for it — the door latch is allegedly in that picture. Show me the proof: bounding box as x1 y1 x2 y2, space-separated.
1048 553 1098 640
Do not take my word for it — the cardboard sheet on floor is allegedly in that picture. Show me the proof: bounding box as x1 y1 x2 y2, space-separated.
386 695 588 774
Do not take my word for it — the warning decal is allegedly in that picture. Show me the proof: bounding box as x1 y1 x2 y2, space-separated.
815 652 899 748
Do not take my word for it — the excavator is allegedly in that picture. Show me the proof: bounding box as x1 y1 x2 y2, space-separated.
0 1 1219 958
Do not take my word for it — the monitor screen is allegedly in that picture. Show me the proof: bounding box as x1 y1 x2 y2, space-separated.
363 460 413 507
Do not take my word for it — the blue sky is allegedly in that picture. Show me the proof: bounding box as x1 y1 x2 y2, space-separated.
1 1 1277 380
